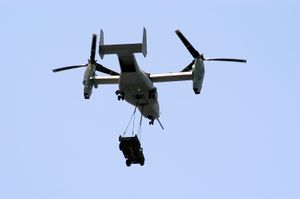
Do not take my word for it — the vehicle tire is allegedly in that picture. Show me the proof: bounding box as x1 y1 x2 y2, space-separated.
126 159 131 167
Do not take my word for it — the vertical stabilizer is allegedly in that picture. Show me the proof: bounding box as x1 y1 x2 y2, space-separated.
99 29 104 59
142 27 147 57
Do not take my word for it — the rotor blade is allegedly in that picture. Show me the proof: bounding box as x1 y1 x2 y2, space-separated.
205 58 247 63
175 30 200 58
90 34 97 62
52 64 87 73
95 63 119 75
181 60 195 72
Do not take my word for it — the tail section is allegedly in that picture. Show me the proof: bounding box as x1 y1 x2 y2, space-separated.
99 29 104 52
142 27 147 57
99 28 147 59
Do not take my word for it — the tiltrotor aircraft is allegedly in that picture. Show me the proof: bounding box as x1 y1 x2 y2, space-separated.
53 29 246 128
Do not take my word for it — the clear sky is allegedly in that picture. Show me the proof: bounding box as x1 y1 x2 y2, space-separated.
1 0 300 198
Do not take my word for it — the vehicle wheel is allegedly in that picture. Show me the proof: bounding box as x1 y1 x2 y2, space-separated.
126 159 131 167
140 161 144 166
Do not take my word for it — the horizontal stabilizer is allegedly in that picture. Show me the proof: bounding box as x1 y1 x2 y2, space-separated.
99 28 147 59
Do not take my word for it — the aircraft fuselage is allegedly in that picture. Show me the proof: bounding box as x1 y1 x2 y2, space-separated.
117 54 159 123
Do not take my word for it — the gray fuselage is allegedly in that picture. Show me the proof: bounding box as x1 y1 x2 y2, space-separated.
117 54 159 121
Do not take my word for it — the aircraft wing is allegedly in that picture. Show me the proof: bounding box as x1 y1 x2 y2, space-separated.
92 75 119 84
150 71 193 83
92 71 192 85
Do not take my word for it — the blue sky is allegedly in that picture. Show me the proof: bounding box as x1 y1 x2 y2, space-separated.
1 0 300 198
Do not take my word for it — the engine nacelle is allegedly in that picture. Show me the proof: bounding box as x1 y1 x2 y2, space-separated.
192 58 205 94
82 63 96 99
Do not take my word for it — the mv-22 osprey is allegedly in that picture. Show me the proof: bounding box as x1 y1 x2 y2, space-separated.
53 29 246 128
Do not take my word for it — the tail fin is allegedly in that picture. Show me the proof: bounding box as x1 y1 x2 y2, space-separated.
99 29 104 58
142 27 147 57
99 28 147 59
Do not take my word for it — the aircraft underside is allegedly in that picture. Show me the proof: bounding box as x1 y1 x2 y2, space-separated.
118 72 159 124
